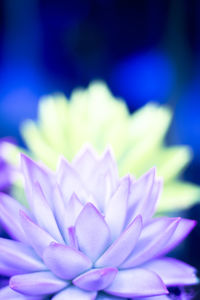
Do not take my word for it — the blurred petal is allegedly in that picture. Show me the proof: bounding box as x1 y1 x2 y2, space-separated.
105 268 168 298
96 215 142 268
0 238 46 276
10 272 68 296
75 203 110 261
73 268 117 291
105 176 130 241
43 242 92 280
159 181 200 212
0 193 29 244
121 217 180 268
143 257 197 286
20 211 56 257
52 286 97 300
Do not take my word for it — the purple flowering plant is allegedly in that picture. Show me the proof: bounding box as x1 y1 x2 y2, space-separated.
0 146 197 299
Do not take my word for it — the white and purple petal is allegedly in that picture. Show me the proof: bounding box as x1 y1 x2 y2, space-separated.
75 203 110 261
43 242 92 280
95 215 142 268
121 217 180 268
104 268 168 298
10 271 68 296
0 193 29 244
52 286 97 300
73 267 118 291
20 211 57 257
142 257 198 286
0 238 46 276
0 285 43 299
105 176 130 241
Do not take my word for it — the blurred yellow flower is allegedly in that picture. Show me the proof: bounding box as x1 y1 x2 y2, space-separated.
4 81 200 212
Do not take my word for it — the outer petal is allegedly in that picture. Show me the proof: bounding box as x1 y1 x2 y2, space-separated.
75 203 110 261
0 193 28 244
43 242 92 280
20 211 56 257
0 286 43 299
31 183 64 243
143 257 198 286
0 238 46 276
105 176 130 241
73 268 118 291
104 268 168 298
95 215 142 268
10 271 68 296
52 286 97 300
120 217 180 268
156 218 197 257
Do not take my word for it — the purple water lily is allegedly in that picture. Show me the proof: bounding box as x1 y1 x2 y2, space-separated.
0 146 197 299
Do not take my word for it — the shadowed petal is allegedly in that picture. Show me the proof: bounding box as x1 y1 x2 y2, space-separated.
156 218 197 257
0 286 43 299
120 218 180 268
31 183 64 243
0 193 29 244
104 268 168 298
95 215 142 268
52 286 97 300
73 268 117 291
43 242 92 280
105 176 130 241
10 271 68 296
75 203 110 261
143 257 198 286
20 211 56 257
0 238 46 276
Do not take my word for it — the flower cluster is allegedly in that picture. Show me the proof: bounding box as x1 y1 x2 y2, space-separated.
0 147 197 299
5 81 199 213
